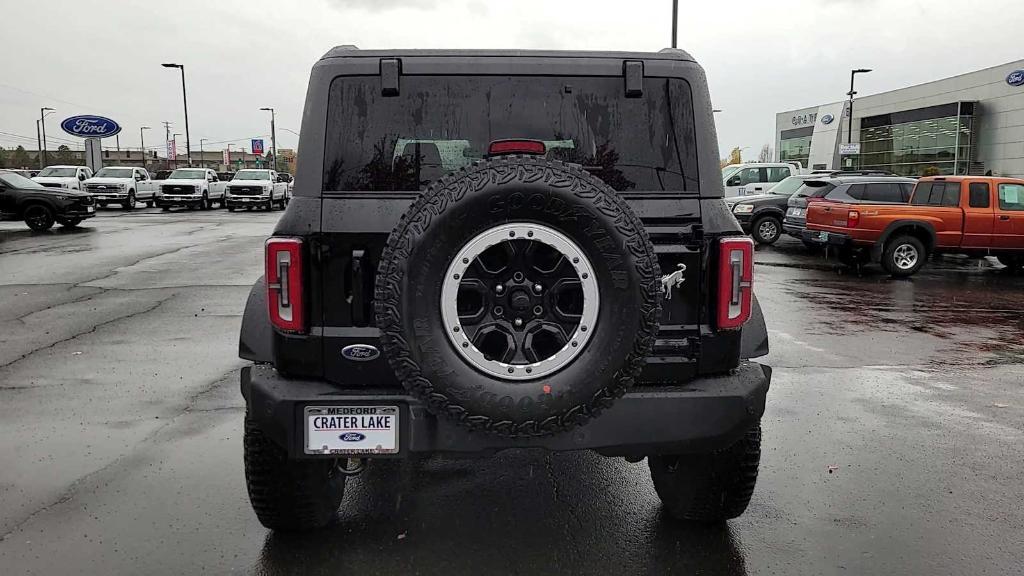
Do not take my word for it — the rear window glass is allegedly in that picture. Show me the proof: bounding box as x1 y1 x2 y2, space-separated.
969 182 990 208
323 75 698 192
941 182 961 206
793 181 835 198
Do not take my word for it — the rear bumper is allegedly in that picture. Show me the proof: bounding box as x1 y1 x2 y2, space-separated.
240 361 772 459
801 229 853 247
783 217 805 238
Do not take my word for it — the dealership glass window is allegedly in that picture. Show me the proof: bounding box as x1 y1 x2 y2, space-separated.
779 136 811 169
858 106 974 177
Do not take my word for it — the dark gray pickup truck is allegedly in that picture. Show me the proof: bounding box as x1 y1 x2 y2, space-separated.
238 46 771 531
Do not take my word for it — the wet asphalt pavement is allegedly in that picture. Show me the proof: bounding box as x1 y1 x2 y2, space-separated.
1 208 1022 575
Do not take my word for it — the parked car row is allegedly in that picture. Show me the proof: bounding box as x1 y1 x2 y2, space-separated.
728 170 1024 276
1 165 295 231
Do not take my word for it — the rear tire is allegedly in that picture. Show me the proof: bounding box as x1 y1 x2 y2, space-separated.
882 235 926 277
243 413 346 531
649 424 761 523
751 216 782 245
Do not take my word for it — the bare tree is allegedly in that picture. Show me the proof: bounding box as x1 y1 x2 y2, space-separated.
757 144 773 163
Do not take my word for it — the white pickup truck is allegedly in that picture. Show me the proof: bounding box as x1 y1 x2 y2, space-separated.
83 166 158 210
33 165 93 190
154 168 228 211
223 169 289 211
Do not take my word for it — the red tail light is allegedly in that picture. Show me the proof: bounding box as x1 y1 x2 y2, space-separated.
266 237 305 333
847 209 860 228
488 139 546 156
717 237 754 330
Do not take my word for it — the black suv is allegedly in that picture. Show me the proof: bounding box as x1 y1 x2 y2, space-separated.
726 174 820 244
0 170 96 231
783 173 915 245
238 47 772 531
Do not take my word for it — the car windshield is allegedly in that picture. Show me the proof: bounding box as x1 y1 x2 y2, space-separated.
38 167 78 177
768 176 807 196
323 75 698 192
233 170 271 180
0 171 45 189
95 168 135 178
169 169 207 179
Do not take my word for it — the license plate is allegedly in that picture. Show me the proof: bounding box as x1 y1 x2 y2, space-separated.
86 206 95 213
305 406 399 455
818 231 829 241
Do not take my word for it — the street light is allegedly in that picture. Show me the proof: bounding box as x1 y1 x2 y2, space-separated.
259 107 278 172
162 63 192 166
140 126 150 169
199 138 207 168
671 0 678 48
847 68 872 144
39 107 55 168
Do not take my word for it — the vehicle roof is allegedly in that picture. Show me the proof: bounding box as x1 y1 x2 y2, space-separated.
320 46 695 62
920 175 1024 182
42 165 85 169
813 175 917 184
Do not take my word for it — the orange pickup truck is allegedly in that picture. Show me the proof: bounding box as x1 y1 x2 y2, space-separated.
804 175 1024 276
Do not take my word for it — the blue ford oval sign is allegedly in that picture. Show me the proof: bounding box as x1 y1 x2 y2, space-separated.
821 114 835 125
1007 70 1024 87
61 115 122 139
340 432 366 442
341 344 380 361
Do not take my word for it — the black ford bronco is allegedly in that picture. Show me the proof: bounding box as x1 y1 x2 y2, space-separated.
239 46 771 531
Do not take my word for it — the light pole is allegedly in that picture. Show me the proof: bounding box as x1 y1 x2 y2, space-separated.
260 107 278 171
172 133 181 168
199 138 207 168
162 63 192 166
847 68 872 144
671 0 678 48
40 107 55 168
140 126 150 168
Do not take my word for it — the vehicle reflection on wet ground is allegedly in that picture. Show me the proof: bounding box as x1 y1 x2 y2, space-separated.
0 215 1021 575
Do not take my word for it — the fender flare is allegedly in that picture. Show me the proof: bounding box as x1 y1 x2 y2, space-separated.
740 293 769 359
239 276 272 362
872 220 938 261
751 206 786 221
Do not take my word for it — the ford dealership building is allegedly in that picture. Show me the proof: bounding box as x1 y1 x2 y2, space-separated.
775 59 1024 177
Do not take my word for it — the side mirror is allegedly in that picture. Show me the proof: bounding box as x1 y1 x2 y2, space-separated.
79 174 86 180
726 176 741 187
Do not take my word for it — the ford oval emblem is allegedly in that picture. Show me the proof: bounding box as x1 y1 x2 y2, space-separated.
342 344 380 361
821 113 834 125
1007 70 1024 87
61 115 122 139
339 432 366 442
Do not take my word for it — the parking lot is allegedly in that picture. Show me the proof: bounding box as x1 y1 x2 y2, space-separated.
1 209 1022 575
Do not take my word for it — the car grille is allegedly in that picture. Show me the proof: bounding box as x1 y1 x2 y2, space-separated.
227 185 263 196
41 183 63 188
86 184 119 193
162 185 196 194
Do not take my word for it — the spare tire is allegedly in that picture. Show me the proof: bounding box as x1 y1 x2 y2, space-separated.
375 155 661 438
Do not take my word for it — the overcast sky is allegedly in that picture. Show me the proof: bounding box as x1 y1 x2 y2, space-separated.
3 0 1022 161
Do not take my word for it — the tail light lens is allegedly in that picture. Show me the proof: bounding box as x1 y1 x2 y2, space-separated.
488 139 546 156
266 237 305 333
847 209 860 228
717 237 754 330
